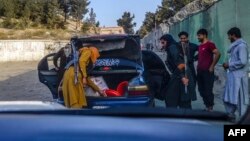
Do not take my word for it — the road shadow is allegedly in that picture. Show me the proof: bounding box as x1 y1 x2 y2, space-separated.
0 70 53 101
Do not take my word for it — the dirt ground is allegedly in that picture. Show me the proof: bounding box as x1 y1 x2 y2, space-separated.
0 61 53 101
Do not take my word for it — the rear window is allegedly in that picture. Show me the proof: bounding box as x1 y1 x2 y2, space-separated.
75 36 142 65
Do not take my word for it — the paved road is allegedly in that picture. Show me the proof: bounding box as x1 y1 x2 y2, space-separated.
0 61 53 101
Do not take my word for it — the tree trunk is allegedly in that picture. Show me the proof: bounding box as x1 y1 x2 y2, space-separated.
64 12 67 23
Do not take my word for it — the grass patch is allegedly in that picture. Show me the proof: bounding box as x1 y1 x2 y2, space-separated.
0 19 84 40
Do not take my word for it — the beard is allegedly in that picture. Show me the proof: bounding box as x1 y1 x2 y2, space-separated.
230 38 235 43
198 38 203 43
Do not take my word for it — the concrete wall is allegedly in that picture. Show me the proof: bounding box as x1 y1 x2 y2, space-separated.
141 23 169 51
0 40 68 62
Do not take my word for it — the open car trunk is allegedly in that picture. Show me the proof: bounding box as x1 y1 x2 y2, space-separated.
75 35 144 98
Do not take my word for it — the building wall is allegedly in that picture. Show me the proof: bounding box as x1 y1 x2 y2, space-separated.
100 27 125 35
141 24 168 51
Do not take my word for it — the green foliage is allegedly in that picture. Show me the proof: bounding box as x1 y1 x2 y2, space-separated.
82 7 99 33
1 19 18 29
0 0 3 16
58 0 70 22
155 0 193 23
138 26 148 38
144 12 156 32
87 8 96 25
117 12 136 34
0 0 90 30
70 0 90 29
1 0 18 19
22 0 32 20
70 0 89 20
170 0 192 12
29 0 45 24
81 21 91 33
138 0 195 38
95 21 100 27
137 12 156 38
42 0 62 29
85 7 98 28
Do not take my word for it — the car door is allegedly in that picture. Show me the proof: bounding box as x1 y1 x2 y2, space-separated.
142 50 170 101
37 53 58 99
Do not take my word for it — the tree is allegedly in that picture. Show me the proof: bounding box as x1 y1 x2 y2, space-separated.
21 0 32 20
155 0 174 24
95 21 100 27
43 0 61 28
1 0 17 19
58 0 70 22
170 0 193 12
82 7 99 34
137 12 156 38
143 12 156 32
70 0 90 29
29 0 45 24
117 12 136 34
18 0 33 28
156 0 195 23
0 0 4 16
138 26 148 38
81 21 91 33
138 0 195 38
87 8 96 25
0 0 93 31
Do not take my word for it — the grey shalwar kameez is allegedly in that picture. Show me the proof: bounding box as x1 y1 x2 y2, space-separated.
223 39 249 117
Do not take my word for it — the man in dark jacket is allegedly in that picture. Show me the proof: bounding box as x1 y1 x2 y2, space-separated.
178 31 198 92
160 34 194 109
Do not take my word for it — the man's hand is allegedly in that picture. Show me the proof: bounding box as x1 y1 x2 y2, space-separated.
98 90 107 97
223 63 229 70
209 66 214 72
177 64 185 70
82 77 87 87
55 67 59 71
209 49 220 72
182 77 189 86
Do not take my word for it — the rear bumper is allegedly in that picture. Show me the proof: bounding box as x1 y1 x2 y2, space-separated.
86 96 154 108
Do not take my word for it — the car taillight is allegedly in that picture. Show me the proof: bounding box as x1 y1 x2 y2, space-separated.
128 85 149 96
102 67 111 71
